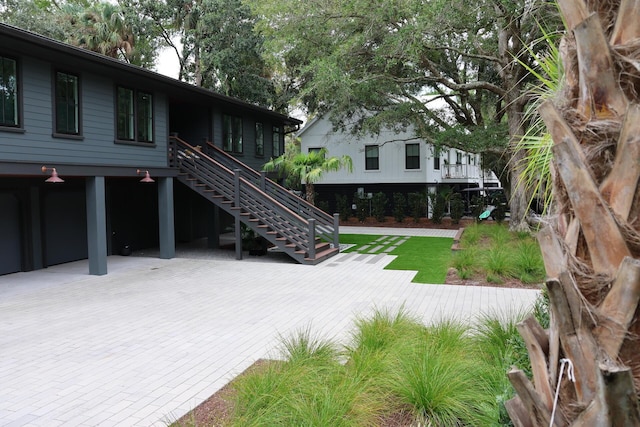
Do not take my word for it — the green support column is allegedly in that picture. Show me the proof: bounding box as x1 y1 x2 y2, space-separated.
86 176 108 275
158 177 175 259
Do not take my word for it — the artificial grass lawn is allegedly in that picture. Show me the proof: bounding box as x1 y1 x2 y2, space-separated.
340 234 453 284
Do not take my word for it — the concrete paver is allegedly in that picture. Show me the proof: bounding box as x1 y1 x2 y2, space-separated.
0 227 539 426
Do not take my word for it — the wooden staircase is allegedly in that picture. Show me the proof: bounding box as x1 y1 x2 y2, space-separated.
169 136 340 265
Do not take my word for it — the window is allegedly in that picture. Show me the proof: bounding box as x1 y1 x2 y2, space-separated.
456 151 463 165
272 126 281 157
136 92 153 142
0 56 18 127
116 86 153 143
255 122 264 156
309 147 322 154
223 115 243 153
55 71 80 135
405 143 420 169
434 156 440 170
365 145 379 170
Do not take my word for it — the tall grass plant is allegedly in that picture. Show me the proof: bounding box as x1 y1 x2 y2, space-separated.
227 308 537 427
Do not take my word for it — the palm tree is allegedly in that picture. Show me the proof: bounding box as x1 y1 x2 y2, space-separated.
263 147 352 206
509 1 640 425
66 2 134 61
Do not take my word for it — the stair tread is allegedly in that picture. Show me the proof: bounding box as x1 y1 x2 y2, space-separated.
305 247 339 261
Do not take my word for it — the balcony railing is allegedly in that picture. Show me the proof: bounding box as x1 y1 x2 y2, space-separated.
441 164 481 180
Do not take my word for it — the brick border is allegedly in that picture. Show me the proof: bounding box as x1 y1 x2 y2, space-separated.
451 227 465 251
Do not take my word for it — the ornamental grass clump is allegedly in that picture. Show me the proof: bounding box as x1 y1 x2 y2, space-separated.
229 308 529 426
452 223 545 285
388 320 497 426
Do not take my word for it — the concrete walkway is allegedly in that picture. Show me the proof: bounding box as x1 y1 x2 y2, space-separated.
0 227 539 426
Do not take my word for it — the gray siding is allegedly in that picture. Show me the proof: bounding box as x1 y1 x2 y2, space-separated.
0 57 168 168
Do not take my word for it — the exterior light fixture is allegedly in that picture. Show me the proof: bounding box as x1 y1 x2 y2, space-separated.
42 166 64 183
136 169 155 183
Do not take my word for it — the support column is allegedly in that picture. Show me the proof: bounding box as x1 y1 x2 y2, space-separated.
158 177 175 259
86 176 108 275
234 169 242 260
206 204 220 249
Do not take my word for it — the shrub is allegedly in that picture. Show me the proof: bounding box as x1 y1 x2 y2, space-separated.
492 203 506 223
390 321 495 426
513 241 545 283
461 223 481 246
473 310 531 425
353 192 368 222
451 247 479 279
317 199 330 214
534 287 550 329
371 192 387 222
470 195 485 222
485 223 511 246
484 246 514 278
336 194 350 221
393 193 406 222
408 192 427 222
429 192 445 224
450 193 464 224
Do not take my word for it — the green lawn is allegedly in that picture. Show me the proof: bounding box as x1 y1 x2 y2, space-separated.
340 234 453 284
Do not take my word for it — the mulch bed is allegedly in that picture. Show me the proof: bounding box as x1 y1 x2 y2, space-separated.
340 216 476 230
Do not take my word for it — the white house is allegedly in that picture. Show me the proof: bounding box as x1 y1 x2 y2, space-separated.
297 114 501 214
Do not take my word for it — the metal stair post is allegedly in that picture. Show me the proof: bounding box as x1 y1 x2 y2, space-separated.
333 213 340 249
308 218 316 259
234 169 242 260
260 171 266 192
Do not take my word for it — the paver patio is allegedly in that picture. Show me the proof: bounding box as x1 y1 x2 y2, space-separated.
0 227 540 426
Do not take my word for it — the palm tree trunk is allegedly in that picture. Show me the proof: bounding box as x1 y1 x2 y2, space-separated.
305 183 315 206
508 1 640 425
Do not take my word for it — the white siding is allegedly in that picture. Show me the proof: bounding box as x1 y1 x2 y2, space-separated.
299 116 499 186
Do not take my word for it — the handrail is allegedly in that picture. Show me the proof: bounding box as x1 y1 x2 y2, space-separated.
198 140 337 244
170 136 314 254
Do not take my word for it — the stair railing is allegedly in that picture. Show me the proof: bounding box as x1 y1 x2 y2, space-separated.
194 139 338 248
170 136 316 256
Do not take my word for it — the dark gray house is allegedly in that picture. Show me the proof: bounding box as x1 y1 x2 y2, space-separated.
0 23 338 276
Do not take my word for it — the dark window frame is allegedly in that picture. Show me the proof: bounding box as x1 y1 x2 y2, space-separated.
272 125 282 157
365 145 379 170
433 156 440 170
0 54 22 131
115 85 155 145
405 143 420 170
255 121 264 157
53 70 82 139
223 114 243 154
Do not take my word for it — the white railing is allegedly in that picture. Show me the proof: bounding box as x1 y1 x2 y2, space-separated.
441 164 481 180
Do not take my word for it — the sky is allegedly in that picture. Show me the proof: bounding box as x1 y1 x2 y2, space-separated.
154 46 180 79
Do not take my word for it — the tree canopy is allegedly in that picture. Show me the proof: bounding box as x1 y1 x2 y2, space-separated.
1 0 563 228
122 0 280 109
0 0 159 67
249 0 561 229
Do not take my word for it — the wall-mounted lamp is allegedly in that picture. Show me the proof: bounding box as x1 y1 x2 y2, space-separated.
42 166 64 183
136 169 155 183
